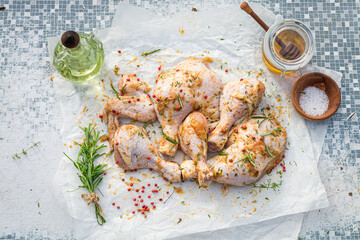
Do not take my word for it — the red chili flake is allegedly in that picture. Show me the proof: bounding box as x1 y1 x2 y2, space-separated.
147 156 150 160
112 110 116 113
148 183 151 186
204 95 208 99
283 155 285 158
135 203 138 206
148 195 151 198
127 188 131 191
153 206 156 209
115 161 119 164
117 50 121 54
225 69 228 73
142 186 145 189
229 159 233 163
152 95 156 98
132 211 135 214
234 129 238 133
99 114 103 118
166 191 169 194
241 125 247 130
134 169 137 172
149 168 153 171
137 65 140 67
220 129 226 133
122 178 125 181
266 106 270 110
133 74 136 77
103 172 106 175
130 183 133 186
252 136 256 140
260 137 263 141
276 161 279 164
120 93 124 96
124 170 127 173
126 78 130 82
176 69 180 72
151 202 154 205
137 98 140 101
156 98 160 101
135 189 139 192
115 142 119 146
128 100 131 103
156 79 158 83
242 149 245 152
159 198 163 201
140 199 144 202
117 206 120 209
154 184 158 187
163 177 167 181
180 89 183 92
240 78 243 81
112 202 115 206
141 190 144 193
176 106 180 111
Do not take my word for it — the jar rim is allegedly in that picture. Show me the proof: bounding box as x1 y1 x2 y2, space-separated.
263 19 315 72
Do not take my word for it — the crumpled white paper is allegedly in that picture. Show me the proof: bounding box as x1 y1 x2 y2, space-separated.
48 3 342 239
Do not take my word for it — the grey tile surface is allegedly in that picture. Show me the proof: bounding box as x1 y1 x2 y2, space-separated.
0 0 359 239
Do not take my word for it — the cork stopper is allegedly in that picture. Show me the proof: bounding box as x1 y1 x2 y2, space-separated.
61 31 80 48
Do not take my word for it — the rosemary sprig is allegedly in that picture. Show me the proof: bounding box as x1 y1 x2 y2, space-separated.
178 94 183 109
233 155 247 164
245 148 255 166
110 83 121 100
260 127 282 137
252 171 283 191
161 131 179 145
141 49 161 56
64 124 108 226
265 145 274 157
250 116 266 119
143 120 152 129
12 142 40 159
120 84 127 95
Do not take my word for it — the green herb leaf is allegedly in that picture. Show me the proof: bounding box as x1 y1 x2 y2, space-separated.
110 83 121 100
161 132 179 145
178 94 183 109
143 120 151 129
233 155 247 164
141 49 161 56
265 145 273 157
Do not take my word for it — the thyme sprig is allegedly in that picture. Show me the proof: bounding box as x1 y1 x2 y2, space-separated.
64 124 108 226
141 49 161 56
12 142 40 159
110 83 121 100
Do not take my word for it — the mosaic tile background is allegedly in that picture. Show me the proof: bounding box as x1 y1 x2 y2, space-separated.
0 0 359 239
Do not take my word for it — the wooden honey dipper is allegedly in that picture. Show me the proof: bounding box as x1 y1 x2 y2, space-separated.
241 2 301 60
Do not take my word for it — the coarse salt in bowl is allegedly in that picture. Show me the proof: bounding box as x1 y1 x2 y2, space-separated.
291 72 341 121
299 86 329 116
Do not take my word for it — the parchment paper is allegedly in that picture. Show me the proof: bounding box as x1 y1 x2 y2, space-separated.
48 3 342 239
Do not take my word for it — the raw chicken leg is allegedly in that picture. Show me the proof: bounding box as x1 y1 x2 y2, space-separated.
113 124 181 183
208 78 265 152
178 112 213 187
181 115 287 186
103 74 156 150
153 58 222 156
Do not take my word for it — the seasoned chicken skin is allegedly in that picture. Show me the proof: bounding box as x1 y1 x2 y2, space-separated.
113 124 181 183
103 74 156 150
208 78 265 152
181 115 287 186
178 112 213 187
153 58 222 156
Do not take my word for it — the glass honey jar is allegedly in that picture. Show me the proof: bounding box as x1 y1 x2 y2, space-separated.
262 17 315 77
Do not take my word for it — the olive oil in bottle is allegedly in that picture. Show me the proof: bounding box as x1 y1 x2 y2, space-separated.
53 31 104 82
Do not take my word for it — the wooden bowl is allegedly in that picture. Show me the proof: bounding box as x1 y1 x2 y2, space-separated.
291 72 341 121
